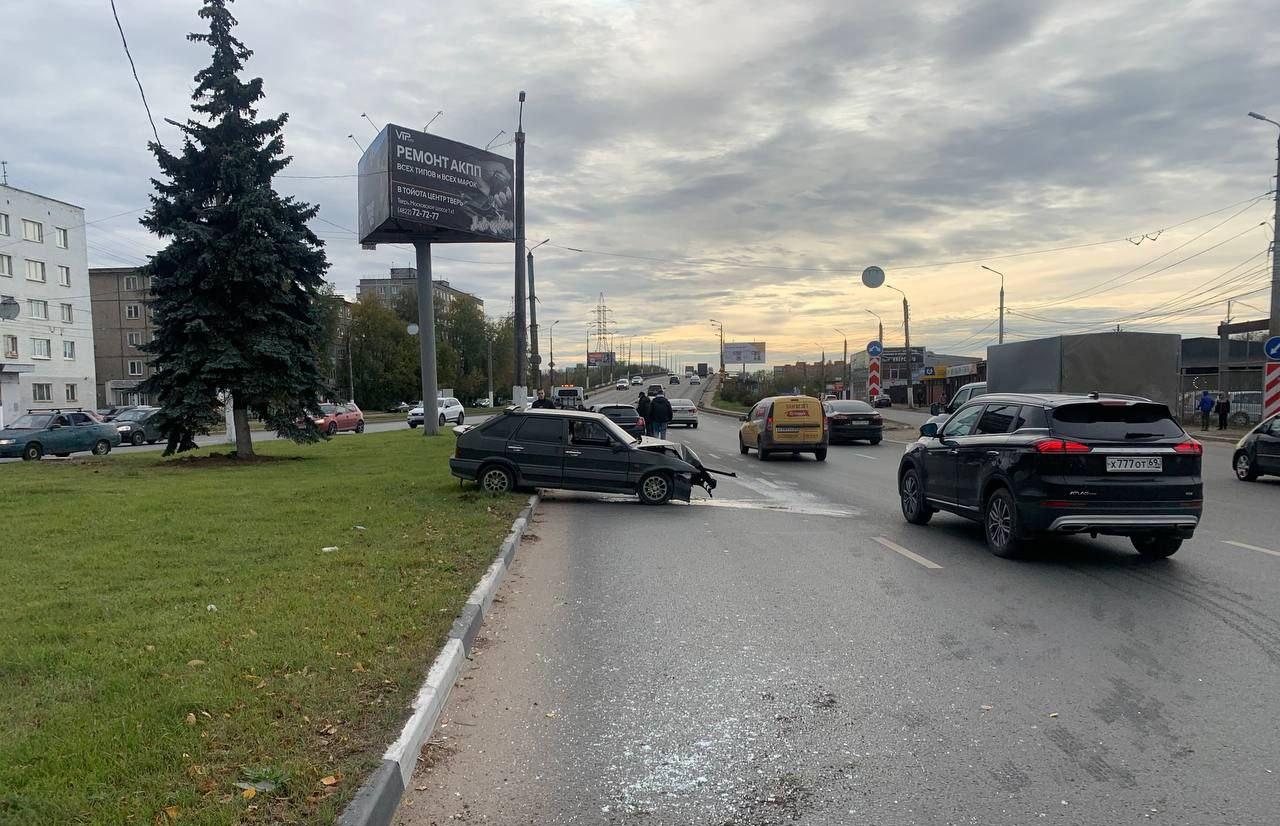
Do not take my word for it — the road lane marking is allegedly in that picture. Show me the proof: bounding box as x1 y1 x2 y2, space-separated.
873 536 943 570
851 452 879 460
756 479 780 489
1223 540 1280 558
705 452 723 459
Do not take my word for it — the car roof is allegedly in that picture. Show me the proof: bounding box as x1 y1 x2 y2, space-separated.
957 391 1154 407
759 395 822 403
510 408 611 422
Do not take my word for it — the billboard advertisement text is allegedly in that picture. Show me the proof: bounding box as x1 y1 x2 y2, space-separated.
723 342 766 364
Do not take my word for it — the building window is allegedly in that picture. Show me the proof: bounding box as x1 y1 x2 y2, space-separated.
31 338 51 360
55 227 68 249
65 383 77 402
2 334 16 358
58 265 71 287
128 359 144 376
124 275 140 291
126 303 141 320
63 340 76 360
0 213 9 236
21 219 43 243
0 254 11 276
32 383 52 402
60 303 73 323
127 331 143 347
28 299 48 320
26 260 46 282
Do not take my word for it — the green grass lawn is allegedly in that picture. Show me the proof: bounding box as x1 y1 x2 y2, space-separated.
710 392 751 414
0 431 523 825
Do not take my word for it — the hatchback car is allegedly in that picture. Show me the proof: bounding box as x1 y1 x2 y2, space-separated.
449 409 729 504
313 402 365 435
410 398 464 427
615 379 629 391
738 395 828 461
897 393 1202 558
591 403 647 439
0 410 121 460
113 406 163 445
669 398 698 428
823 400 883 444
1233 414 1280 481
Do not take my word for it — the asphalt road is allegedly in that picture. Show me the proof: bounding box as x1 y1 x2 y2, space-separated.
397 376 1280 825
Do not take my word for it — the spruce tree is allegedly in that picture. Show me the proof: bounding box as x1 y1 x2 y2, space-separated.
139 0 329 456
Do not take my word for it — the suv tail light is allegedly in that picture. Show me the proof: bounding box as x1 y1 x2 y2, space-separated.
1173 440 1202 455
1034 438 1091 454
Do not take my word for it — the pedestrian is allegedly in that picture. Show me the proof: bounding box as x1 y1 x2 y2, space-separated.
648 391 673 440
530 389 555 409
636 392 652 435
1215 392 1231 431
1197 390 1214 431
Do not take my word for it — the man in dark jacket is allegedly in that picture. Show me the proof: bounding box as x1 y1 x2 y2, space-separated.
636 392 652 434
1214 393 1231 430
648 392 673 439
530 389 555 409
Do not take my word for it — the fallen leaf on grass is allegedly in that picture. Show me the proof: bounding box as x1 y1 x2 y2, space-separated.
320 774 341 786
156 805 180 823
186 660 206 668
184 713 197 727
352 662 367 673
241 788 256 800
318 724 338 736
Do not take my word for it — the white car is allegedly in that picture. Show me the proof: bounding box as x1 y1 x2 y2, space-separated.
631 376 643 385
615 379 628 391
408 397 465 428
669 398 699 428
689 375 701 385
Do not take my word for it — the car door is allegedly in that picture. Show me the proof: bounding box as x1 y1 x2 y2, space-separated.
740 401 762 444
955 403 1020 511
508 417 565 485
925 403 984 506
1257 417 1280 473
564 419 631 491
68 412 102 450
44 414 77 452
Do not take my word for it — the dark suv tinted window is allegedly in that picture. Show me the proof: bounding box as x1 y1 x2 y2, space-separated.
1050 402 1182 441
975 404 1020 435
515 417 565 444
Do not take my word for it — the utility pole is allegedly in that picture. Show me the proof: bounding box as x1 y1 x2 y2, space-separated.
548 319 558 388
512 91 528 406
487 336 493 406
882 284 914 409
415 241 440 434
346 333 355 402
834 328 848 399
1250 113 1280 343
710 319 725 375
527 249 538 391
981 265 1006 344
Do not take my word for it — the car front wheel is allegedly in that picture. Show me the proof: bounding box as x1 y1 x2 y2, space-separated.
409 421 419 428
739 437 749 455
326 422 337 436
92 439 112 456
439 413 446 426
1234 451 1258 481
130 431 146 446
355 420 365 433
457 412 465 426
22 443 44 461
899 468 931 525
638 471 673 505
814 448 827 461
479 464 514 495
1132 534 1182 558
984 488 1021 558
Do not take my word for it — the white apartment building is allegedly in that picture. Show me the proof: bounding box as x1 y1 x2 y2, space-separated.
0 185 96 428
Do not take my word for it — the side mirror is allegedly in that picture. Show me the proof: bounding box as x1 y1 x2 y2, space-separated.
739 414 748 422
929 403 942 415
49 423 63 430
919 422 939 438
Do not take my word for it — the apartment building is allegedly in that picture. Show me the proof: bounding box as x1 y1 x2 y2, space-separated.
0 185 96 427
89 266 156 407
356 267 484 314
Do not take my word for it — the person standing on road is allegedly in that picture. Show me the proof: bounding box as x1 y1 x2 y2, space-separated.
1215 392 1231 430
636 392 652 435
530 389 555 409
648 391 673 440
1197 390 1214 431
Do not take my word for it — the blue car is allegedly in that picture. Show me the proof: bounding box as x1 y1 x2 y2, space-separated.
0 410 122 461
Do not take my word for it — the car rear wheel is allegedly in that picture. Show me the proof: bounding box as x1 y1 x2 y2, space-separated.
814 448 827 462
1234 451 1258 481
899 468 932 525
1132 534 1182 558
757 437 769 461
479 464 514 495
638 471 673 505
739 437 749 455
92 439 112 456
355 420 365 433
439 413 446 426
22 442 43 461
984 488 1021 558
409 421 419 428
130 431 146 446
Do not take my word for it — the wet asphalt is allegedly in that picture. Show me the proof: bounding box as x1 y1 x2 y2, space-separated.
395 378 1280 825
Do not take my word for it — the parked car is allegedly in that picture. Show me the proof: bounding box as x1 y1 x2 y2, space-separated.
1228 391 1263 427
615 379 629 391
669 398 698 428
591 403 647 439
0 409 122 460
689 375 701 385
474 398 492 408
385 401 412 413
113 406 163 446
823 400 883 444
449 409 732 504
898 392 1202 558
312 402 364 435
97 405 138 422
1232 414 1280 481
410 398 465 428
738 395 828 461
871 393 892 408
647 383 664 397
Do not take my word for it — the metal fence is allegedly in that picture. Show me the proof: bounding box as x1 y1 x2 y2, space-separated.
1178 370 1264 428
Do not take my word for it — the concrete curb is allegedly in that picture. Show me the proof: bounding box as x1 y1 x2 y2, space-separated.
338 494 540 826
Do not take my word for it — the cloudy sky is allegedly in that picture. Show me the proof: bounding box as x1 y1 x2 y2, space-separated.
3 0 1278 367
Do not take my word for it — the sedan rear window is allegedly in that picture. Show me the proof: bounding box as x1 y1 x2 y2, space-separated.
601 407 639 422
1050 402 1183 441
825 401 873 413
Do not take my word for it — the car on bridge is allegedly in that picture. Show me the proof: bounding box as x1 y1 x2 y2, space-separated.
669 398 698 428
898 392 1202 558
0 409 121 461
615 379 628 391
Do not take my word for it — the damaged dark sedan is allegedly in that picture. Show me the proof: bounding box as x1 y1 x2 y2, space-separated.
449 408 731 504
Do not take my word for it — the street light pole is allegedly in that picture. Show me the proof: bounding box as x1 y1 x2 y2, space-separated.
1248 112 1280 343
526 238 549 391
710 319 725 375
834 328 848 399
512 91 528 407
884 284 914 409
549 319 559 388
981 265 1006 344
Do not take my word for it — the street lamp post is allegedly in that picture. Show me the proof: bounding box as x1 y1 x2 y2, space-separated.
1247 111 1280 344
882 284 914 409
710 319 725 375
834 328 848 399
548 319 559 388
981 265 1006 344
512 91 528 407
527 238 549 391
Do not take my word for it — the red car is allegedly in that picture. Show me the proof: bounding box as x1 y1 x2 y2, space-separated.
312 402 364 435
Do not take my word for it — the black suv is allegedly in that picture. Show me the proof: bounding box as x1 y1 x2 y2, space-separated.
897 393 1202 558
449 408 726 504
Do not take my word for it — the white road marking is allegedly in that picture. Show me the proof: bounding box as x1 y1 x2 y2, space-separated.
1223 540 1280 558
705 452 723 459
756 478 780 489
873 536 943 570
851 452 879 460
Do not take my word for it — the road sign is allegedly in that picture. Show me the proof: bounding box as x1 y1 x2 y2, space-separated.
1266 362 1280 421
868 356 882 399
1265 335 1280 361
406 323 419 336
862 266 885 289
866 340 883 357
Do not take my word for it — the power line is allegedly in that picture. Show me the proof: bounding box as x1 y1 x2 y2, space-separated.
109 0 161 146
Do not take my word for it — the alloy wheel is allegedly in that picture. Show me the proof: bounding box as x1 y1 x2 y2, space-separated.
642 475 669 501
481 468 511 493
987 495 1013 548
902 474 920 518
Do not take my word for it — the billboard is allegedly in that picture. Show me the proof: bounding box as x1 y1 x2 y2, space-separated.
723 342 766 364
587 351 616 367
881 346 925 366
358 124 514 245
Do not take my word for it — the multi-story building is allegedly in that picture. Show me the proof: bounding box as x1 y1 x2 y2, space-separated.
356 267 483 315
0 185 96 427
89 266 156 407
